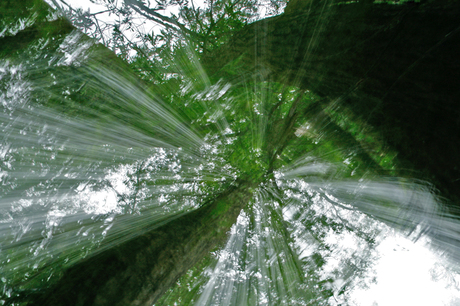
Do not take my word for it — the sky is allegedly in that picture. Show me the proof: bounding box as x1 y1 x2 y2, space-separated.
351 234 460 306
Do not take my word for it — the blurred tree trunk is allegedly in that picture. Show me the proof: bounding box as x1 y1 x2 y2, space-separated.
3 4 259 306
28 182 256 306
204 0 460 204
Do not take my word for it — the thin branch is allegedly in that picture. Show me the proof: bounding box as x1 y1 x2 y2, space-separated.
94 17 107 45
117 29 151 60
124 0 199 39
88 9 113 17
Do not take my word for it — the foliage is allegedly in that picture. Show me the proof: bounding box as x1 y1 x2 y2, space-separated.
48 0 288 61
2 1 458 305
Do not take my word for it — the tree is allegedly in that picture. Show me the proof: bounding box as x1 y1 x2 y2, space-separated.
1 0 460 305
203 0 460 204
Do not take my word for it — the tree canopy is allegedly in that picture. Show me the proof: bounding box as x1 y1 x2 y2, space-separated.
1 0 460 305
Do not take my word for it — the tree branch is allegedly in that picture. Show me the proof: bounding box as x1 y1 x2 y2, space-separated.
124 0 200 39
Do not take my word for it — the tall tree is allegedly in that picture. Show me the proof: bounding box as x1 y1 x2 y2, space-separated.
204 0 460 204
2 0 460 305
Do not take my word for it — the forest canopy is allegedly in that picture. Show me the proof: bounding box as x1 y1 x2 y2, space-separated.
1 0 460 305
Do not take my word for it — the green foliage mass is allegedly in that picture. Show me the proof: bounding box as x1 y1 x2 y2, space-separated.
1 1 440 305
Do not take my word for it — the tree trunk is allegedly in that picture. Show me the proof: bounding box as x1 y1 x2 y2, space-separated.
4 3 259 305
204 0 460 204
27 181 255 306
